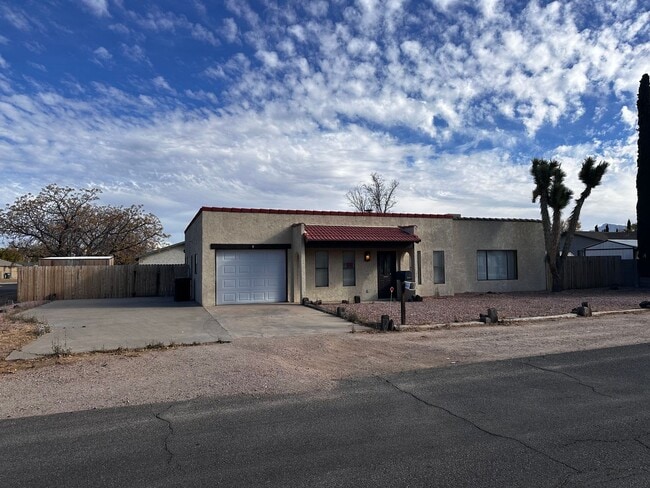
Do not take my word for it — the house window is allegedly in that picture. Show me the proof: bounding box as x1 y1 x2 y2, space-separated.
194 254 198 275
477 250 517 280
433 251 445 284
342 251 355 286
417 251 422 285
315 251 329 287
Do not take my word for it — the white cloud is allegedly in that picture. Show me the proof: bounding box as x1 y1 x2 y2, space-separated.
1 6 31 31
0 55 8 69
190 23 218 46
92 46 112 65
255 50 280 69
79 0 110 18
222 18 238 42
152 76 174 92
109 23 130 35
121 44 149 64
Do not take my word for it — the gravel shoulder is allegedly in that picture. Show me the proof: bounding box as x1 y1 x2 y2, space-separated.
2 308 650 419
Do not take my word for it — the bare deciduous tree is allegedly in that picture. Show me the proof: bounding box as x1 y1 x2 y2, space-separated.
346 172 399 213
0 184 169 264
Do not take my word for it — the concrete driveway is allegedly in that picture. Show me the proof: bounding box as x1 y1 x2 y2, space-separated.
205 303 361 338
7 299 359 359
8 297 232 360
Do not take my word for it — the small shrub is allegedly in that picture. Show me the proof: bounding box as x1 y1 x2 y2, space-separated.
51 337 71 356
7 313 39 324
36 324 51 336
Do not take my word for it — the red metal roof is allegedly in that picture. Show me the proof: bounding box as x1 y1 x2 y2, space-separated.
303 225 420 243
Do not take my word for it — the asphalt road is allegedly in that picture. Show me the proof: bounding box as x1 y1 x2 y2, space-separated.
1 343 649 487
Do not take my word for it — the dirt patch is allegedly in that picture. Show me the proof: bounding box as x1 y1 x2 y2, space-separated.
0 303 85 374
321 288 649 326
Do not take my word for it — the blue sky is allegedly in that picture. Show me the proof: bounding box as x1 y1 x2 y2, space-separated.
0 0 648 243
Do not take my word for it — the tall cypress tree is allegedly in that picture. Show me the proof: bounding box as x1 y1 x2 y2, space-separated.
637 74 650 277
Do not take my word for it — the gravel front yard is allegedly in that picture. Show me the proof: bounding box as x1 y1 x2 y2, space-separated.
321 288 650 326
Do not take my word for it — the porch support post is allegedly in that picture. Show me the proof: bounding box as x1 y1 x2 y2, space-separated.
291 223 307 303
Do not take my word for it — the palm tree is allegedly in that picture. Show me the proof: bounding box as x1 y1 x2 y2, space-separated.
532 157 608 291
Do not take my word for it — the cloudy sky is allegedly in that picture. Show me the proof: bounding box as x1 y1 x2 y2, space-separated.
0 0 648 243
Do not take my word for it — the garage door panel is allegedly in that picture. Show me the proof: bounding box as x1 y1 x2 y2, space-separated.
221 251 237 261
222 293 237 303
216 249 286 305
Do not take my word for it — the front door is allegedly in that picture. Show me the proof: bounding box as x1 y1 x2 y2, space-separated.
377 251 396 299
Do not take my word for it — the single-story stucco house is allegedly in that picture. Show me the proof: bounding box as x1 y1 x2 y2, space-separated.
137 242 185 265
1 259 21 282
184 207 547 306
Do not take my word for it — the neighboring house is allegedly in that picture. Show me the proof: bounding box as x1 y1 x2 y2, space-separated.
561 231 637 256
38 256 114 266
184 207 547 306
584 239 638 260
0 259 21 281
137 242 185 265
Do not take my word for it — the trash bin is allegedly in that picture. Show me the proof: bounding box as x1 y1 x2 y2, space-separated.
174 277 191 301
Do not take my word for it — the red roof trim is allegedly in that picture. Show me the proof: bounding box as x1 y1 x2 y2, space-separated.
201 206 455 218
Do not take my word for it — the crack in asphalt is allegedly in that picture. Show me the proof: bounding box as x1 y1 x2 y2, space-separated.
154 404 178 468
522 361 613 398
377 375 581 475
636 437 650 451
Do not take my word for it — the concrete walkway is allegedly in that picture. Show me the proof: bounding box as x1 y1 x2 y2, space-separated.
8 297 232 360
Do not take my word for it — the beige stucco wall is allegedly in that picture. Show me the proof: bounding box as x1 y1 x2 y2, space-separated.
138 246 185 265
184 212 203 302
451 219 547 293
185 208 546 306
1 264 20 282
304 248 395 303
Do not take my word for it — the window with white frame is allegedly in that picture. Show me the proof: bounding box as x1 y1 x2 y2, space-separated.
433 251 445 284
342 251 355 286
315 251 329 287
477 250 517 280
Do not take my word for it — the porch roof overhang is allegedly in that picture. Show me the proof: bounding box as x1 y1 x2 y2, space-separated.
303 225 420 248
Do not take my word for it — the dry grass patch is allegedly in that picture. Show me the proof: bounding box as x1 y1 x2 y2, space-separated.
0 312 67 374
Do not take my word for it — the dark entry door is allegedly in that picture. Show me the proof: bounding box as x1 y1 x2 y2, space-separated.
377 251 396 299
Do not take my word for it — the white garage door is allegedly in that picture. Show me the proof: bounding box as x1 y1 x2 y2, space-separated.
216 249 286 305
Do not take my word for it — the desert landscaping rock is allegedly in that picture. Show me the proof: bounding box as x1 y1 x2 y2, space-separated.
322 289 649 326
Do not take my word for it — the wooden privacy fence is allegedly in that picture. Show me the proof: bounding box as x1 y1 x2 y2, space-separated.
18 264 189 302
546 256 637 290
